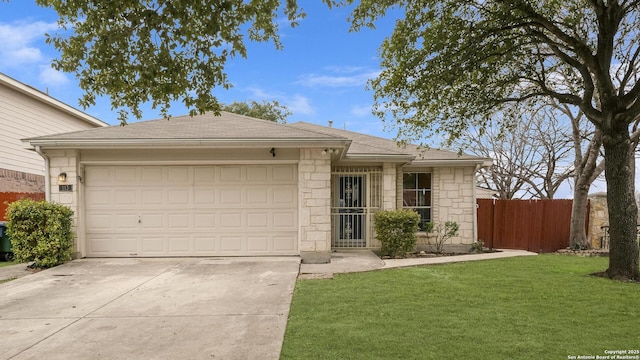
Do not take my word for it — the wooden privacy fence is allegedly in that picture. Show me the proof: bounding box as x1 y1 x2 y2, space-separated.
477 199 589 253
0 192 46 221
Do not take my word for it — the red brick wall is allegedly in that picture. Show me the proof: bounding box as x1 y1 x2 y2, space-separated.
0 168 45 193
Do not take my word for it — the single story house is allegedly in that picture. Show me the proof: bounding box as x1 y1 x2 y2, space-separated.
0 72 108 194
26 112 491 263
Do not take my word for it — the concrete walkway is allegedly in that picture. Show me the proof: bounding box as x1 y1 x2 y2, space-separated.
299 249 537 278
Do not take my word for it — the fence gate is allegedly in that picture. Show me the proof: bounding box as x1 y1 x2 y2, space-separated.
331 167 382 248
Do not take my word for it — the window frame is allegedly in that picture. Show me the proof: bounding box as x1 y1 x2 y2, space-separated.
402 172 432 232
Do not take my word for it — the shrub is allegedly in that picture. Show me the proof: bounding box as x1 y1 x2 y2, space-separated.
470 239 485 253
6 199 74 268
374 209 420 258
428 221 460 254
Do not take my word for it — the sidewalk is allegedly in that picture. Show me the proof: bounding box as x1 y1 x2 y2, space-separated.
298 249 537 279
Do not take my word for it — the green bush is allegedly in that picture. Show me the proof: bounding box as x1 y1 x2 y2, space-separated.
6 199 74 268
428 221 460 254
374 209 420 258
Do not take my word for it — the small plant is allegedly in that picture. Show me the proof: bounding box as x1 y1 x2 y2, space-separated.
374 209 420 258
6 199 74 269
470 239 485 254
427 221 460 254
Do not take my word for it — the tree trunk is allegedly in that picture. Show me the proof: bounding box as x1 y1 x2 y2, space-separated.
603 125 640 280
569 183 590 249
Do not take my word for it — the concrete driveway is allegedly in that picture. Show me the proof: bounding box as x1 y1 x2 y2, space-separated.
0 257 300 360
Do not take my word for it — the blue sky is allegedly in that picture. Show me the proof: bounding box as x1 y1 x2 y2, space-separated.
0 1 399 137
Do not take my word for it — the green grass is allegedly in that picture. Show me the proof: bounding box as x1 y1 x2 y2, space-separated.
281 255 639 360
0 260 16 268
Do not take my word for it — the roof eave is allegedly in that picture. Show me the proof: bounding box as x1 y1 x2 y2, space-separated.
342 154 415 162
27 138 352 150
406 158 493 167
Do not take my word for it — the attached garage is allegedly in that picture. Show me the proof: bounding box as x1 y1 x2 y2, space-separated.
84 164 298 257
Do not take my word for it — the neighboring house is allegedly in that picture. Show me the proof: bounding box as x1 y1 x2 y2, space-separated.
0 73 108 194
476 187 498 199
26 112 491 263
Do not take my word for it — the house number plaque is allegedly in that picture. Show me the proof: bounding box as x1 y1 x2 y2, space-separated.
59 184 73 192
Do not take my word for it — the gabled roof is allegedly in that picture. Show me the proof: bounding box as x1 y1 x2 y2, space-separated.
289 122 491 166
27 112 351 149
0 72 108 128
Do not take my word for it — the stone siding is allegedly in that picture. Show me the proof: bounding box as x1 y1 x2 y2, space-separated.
298 149 332 263
588 193 608 249
46 150 82 257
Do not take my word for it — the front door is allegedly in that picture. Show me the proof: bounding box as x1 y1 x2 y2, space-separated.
332 175 366 247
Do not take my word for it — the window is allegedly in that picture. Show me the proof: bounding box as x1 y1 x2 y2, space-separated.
403 172 432 231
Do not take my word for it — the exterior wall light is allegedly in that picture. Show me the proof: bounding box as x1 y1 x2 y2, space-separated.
58 172 67 183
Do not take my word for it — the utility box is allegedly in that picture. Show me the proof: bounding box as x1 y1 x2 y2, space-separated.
0 222 13 261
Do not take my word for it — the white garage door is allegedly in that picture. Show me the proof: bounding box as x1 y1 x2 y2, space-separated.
84 165 298 257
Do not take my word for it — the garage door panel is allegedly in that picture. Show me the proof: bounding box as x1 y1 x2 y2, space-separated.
273 212 296 228
142 237 164 252
142 190 163 205
220 167 242 182
220 213 242 228
246 213 268 228
194 213 216 228
141 214 163 229
194 236 217 251
115 167 138 184
85 165 298 257
247 188 269 204
194 167 215 183
168 214 190 229
220 236 242 251
274 236 296 251
247 236 269 251
169 237 191 252
246 166 268 182
273 165 296 182
194 189 216 205
116 238 138 252
167 166 191 185
141 167 163 183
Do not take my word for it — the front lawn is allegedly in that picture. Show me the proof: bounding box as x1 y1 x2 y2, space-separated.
281 255 639 360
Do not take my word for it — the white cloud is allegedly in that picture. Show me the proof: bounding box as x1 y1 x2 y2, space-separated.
286 94 315 115
38 66 69 87
0 21 57 67
295 67 381 88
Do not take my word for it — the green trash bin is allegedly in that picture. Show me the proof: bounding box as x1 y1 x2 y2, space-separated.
0 221 13 261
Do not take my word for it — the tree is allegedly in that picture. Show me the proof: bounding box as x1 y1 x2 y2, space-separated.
30 0 333 123
558 101 606 249
460 107 574 199
221 100 291 123
350 1 640 280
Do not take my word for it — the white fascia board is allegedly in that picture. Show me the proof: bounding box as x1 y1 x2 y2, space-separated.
1 73 109 128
